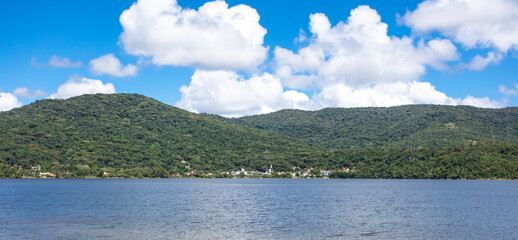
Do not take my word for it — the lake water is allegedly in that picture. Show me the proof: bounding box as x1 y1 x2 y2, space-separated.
1 179 517 239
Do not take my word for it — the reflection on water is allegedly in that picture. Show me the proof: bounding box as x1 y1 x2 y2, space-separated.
1 179 518 239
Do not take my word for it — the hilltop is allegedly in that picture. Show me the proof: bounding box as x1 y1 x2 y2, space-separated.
223 105 518 149
0 94 321 177
1 94 517 179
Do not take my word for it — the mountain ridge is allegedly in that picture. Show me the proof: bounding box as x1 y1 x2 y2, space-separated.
221 104 518 148
1 93 517 179
0 94 321 176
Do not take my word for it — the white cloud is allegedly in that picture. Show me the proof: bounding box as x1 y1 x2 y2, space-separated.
89 54 138 77
401 0 518 52
295 29 308 43
464 52 503 71
315 81 449 108
314 81 504 108
269 5 504 111
458 95 505 108
176 70 310 117
171 5 504 116
13 87 46 99
283 90 312 110
499 84 518 96
49 76 116 99
0 92 22 112
119 0 268 70
31 55 82 68
274 6 459 89
48 55 82 68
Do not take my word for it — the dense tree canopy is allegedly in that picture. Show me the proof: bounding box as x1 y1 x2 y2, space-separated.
0 94 321 177
1 94 517 179
223 105 518 148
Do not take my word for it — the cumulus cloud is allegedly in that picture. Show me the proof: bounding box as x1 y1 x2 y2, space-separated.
283 90 312 110
119 0 268 70
463 52 504 71
499 84 518 96
314 81 504 108
274 6 459 90
401 0 518 52
49 76 116 99
269 5 505 110
172 5 504 116
0 92 23 112
31 55 82 68
458 95 505 108
176 70 310 117
89 54 138 77
315 81 448 108
13 87 46 99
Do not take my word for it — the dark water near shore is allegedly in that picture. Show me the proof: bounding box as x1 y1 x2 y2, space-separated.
1 179 517 239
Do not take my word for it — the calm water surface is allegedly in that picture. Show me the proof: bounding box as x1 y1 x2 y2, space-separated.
1 179 517 239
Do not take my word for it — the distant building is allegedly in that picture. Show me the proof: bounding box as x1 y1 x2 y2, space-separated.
39 172 56 178
320 170 329 176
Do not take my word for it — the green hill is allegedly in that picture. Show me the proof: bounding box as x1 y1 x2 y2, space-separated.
0 94 320 177
1 94 517 179
225 105 518 149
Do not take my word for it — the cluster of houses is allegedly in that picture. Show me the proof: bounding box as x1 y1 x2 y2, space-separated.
181 164 356 178
10 165 57 178
13 162 356 178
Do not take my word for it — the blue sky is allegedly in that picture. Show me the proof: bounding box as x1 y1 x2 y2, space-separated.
1 0 517 116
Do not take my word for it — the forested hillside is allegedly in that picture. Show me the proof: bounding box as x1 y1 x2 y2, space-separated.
226 106 518 149
324 142 518 179
0 94 321 177
1 94 517 179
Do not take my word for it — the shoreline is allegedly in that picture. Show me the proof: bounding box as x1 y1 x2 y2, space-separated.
3 176 516 180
